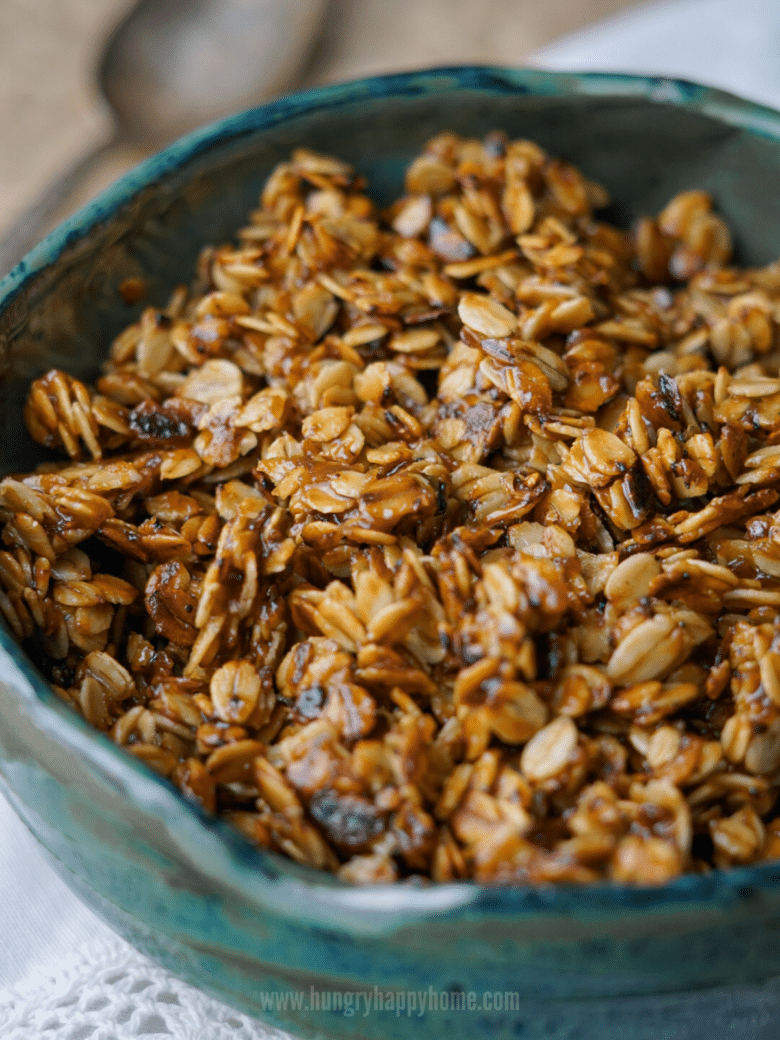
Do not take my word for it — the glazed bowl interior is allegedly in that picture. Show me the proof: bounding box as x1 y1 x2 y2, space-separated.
4 64 780 934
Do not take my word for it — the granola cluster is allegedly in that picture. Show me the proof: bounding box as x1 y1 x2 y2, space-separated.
6 132 780 884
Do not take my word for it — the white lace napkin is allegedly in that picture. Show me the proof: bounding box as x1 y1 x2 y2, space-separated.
0 791 290 1039
4 2 780 1035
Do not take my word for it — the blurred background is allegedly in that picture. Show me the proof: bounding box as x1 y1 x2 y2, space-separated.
1 0 780 261
0 0 630 243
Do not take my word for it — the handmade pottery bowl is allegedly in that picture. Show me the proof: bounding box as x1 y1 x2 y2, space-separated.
3 67 780 1040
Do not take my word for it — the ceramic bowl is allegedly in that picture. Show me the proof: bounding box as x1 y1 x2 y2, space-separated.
3 67 780 1040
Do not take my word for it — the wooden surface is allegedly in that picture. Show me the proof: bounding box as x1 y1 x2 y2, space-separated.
0 0 641 243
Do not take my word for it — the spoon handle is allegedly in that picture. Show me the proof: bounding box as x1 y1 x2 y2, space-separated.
0 133 121 278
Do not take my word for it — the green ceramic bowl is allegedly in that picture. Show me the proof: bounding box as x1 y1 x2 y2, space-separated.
3 67 780 1040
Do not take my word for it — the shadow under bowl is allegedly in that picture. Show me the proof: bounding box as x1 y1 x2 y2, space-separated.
3 66 780 1040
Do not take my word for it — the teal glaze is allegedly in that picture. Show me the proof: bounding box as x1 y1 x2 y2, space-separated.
3 67 780 1038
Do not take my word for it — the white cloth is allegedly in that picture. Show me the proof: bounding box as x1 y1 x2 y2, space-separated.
533 0 780 110
0 794 290 1039
5 1 780 1034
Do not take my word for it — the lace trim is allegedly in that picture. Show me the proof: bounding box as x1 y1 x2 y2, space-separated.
0 936 289 1040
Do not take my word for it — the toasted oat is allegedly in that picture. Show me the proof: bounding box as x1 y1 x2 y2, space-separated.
9 131 780 885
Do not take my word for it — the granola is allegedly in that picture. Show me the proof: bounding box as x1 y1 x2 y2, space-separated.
6 131 780 884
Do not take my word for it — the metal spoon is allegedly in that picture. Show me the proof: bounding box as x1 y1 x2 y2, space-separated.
0 0 327 274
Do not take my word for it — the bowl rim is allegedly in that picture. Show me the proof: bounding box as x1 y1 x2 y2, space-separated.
3 63 780 931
